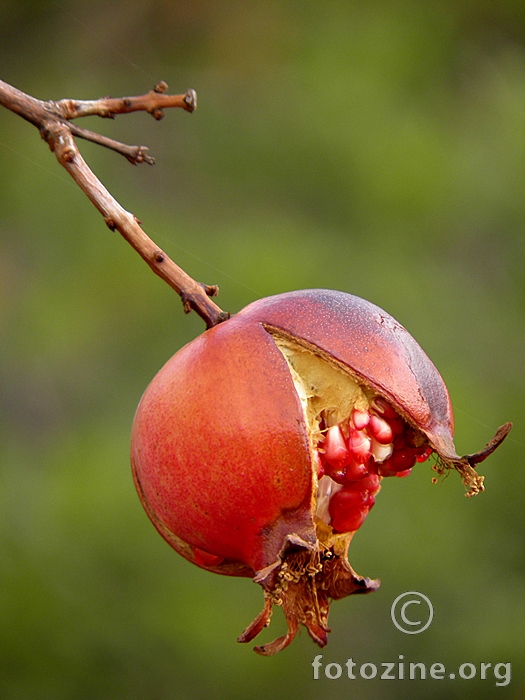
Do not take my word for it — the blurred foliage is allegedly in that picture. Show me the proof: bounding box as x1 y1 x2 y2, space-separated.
0 1 524 698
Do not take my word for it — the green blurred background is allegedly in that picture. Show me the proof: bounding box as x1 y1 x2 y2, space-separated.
1 1 524 698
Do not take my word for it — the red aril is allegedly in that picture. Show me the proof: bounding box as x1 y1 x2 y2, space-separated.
344 459 370 482
329 496 369 533
347 428 372 462
351 408 370 430
323 424 351 468
368 414 393 444
131 289 511 655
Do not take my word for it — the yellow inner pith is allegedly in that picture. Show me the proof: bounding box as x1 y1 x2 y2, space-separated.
274 336 371 434
272 335 376 530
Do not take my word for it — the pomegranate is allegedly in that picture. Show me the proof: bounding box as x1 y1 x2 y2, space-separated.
131 289 510 655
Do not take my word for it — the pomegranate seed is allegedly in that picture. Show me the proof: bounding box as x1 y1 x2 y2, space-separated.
351 408 370 430
323 424 351 468
347 428 372 461
329 490 369 533
383 449 417 473
345 473 381 496
328 466 348 484
410 442 426 454
377 464 397 477
333 487 367 508
393 433 406 450
367 459 379 475
359 474 381 494
371 397 398 420
345 459 369 482
395 469 413 478
416 447 433 463
368 414 393 444
389 416 406 436
370 437 393 463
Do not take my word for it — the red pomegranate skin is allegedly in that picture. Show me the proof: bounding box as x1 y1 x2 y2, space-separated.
234 290 457 459
131 289 511 654
132 315 316 574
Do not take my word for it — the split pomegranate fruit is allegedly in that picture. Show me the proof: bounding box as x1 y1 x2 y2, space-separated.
131 289 510 655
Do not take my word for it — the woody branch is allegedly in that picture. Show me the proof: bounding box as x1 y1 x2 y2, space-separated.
0 79 229 329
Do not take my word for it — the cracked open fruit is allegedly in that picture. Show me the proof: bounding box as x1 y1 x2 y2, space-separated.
131 289 511 655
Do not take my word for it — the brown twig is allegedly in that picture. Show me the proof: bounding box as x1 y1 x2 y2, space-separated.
0 79 228 328
51 81 197 120
69 122 156 165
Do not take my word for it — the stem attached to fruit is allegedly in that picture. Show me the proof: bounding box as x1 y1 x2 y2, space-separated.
0 79 229 329
435 421 513 497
